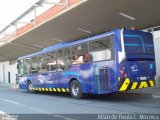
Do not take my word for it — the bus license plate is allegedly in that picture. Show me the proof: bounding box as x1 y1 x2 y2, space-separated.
140 77 147 80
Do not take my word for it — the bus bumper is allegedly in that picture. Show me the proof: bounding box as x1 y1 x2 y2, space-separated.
118 78 155 91
19 84 27 89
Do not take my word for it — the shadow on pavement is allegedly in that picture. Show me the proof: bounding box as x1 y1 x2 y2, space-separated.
20 89 154 102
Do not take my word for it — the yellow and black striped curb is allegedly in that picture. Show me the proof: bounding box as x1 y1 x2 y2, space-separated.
32 87 69 92
119 78 155 91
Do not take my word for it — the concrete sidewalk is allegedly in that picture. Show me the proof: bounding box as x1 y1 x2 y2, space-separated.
126 86 160 98
0 82 18 89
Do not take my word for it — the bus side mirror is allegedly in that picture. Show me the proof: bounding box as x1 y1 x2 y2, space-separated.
17 60 20 68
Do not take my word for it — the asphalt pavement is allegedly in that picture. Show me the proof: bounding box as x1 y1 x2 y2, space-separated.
0 83 160 120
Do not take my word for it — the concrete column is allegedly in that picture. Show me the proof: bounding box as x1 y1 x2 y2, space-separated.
153 31 160 87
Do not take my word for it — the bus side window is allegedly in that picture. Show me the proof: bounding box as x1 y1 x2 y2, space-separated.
83 53 89 62
89 36 114 62
71 43 88 64
72 54 83 64
46 52 56 72
31 57 39 73
25 59 32 74
37 54 47 73
57 48 70 71
105 48 111 60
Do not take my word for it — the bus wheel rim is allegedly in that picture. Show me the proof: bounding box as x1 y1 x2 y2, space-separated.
72 84 79 96
28 83 33 91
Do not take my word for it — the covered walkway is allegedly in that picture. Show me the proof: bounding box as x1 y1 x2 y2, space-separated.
0 0 160 61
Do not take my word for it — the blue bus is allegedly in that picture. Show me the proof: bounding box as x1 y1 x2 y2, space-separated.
17 29 156 98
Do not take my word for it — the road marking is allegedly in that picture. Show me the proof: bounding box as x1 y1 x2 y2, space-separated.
0 98 26 107
54 115 75 120
27 107 50 114
4 99 20 105
0 98 50 114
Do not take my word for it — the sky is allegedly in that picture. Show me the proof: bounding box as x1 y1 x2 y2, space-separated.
0 0 39 31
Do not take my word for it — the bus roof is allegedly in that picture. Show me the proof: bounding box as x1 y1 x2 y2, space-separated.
18 29 120 60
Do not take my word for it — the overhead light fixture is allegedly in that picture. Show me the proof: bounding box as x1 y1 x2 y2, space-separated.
119 12 136 20
77 28 92 34
22 49 31 52
50 38 63 42
32 45 44 49
10 42 40 50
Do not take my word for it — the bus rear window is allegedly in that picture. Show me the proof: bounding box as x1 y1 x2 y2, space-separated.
123 30 154 55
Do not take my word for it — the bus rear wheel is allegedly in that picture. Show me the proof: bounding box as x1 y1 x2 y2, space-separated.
70 80 83 99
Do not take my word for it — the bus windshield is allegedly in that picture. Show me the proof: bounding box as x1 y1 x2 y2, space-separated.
123 30 154 55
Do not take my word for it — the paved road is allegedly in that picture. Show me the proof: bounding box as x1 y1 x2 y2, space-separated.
0 84 160 120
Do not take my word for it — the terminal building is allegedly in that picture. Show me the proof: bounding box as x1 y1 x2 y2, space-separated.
0 0 160 86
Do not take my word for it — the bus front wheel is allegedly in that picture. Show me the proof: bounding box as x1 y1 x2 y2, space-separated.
27 81 33 93
70 80 83 99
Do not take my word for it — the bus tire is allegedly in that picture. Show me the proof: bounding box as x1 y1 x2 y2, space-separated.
27 81 33 93
70 80 83 99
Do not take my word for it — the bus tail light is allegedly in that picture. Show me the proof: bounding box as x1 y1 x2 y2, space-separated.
120 66 127 77
122 73 127 77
